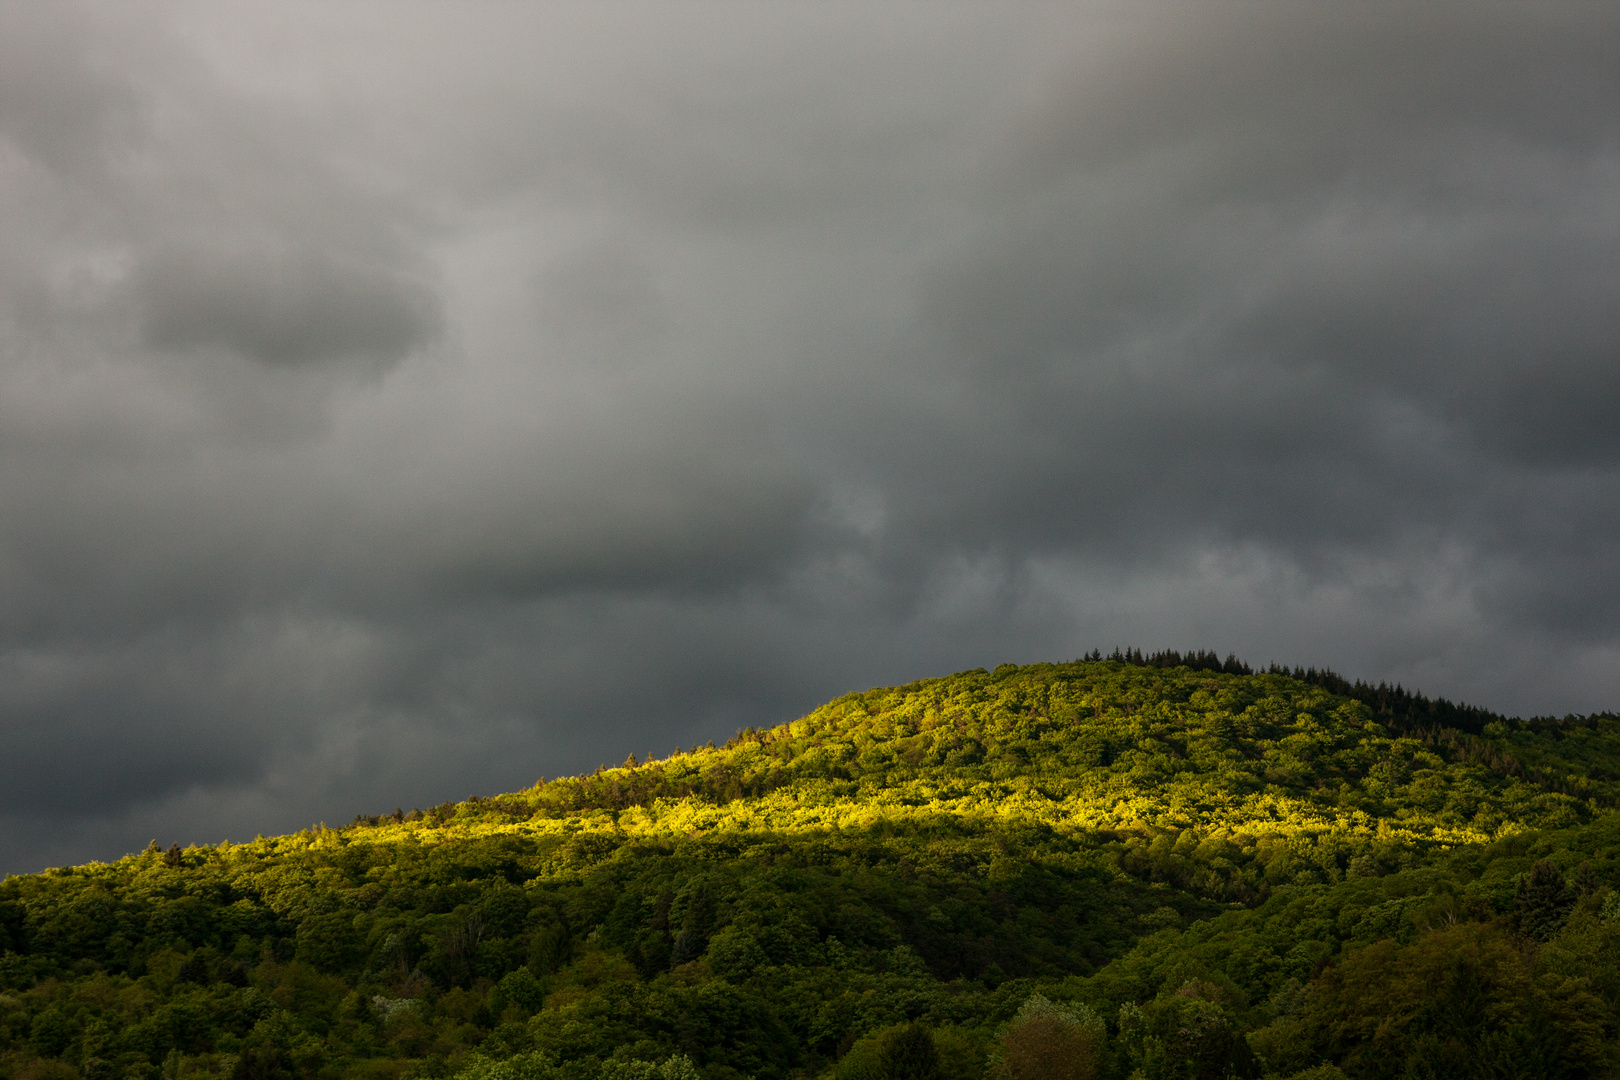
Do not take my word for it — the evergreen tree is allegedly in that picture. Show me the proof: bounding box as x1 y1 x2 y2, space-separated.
1516 859 1573 940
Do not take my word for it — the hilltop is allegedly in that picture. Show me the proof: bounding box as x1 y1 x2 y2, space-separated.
3 658 1620 1080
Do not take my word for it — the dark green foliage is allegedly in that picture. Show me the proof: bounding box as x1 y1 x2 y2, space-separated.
877 1023 940 1080
1120 989 1259 1080
293 911 363 972
493 966 547 1018
3 658 1620 1080
231 1045 295 1080
1515 858 1574 940
1252 920 1608 1079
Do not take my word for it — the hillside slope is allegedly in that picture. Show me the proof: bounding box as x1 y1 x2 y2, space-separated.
4 659 1620 1080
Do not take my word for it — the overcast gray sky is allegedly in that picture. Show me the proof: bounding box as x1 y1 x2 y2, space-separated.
2 1 1618 874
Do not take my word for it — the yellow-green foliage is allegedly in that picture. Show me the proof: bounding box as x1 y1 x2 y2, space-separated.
333 660 1617 892
2 660 1619 1080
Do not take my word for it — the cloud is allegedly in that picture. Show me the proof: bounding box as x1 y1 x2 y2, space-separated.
532 243 667 369
136 246 439 370
0 3 145 179
0 642 268 816
879 3 1620 573
1 3 1619 873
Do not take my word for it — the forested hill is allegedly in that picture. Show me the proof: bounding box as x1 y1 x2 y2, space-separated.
5 659 1620 1080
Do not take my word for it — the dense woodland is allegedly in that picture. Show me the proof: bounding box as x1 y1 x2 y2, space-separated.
5 657 1620 1080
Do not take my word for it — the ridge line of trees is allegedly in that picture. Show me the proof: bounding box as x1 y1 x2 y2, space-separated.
1095 646 1617 738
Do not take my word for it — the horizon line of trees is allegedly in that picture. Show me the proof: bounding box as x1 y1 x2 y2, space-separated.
1090 646 1617 737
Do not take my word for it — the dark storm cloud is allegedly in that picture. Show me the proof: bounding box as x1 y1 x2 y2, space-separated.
0 651 266 815
137 247 439 370
1 2 1618 873
881 4 1620 567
